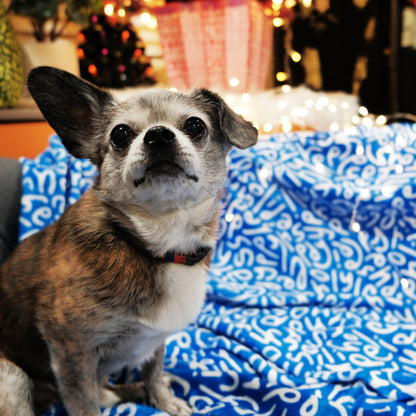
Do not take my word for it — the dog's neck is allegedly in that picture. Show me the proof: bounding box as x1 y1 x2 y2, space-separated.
118 196 219 258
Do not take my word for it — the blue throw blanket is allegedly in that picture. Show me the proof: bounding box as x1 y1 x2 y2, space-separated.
20 124 416 416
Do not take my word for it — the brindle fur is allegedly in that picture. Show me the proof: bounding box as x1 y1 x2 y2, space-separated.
0 66 257 416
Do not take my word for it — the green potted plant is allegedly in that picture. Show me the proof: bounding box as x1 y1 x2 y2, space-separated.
8 0 103 41
7 0 103 91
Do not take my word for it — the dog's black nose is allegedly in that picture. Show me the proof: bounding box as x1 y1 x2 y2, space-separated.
144 126 175 147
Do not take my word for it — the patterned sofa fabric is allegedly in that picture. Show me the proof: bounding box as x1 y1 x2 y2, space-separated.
20 124 416 416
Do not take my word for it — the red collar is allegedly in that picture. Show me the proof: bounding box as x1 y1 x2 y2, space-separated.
160 247 212 266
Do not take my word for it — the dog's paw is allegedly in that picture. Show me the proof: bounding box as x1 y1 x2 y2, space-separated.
147 377 192 416
100 381 147 407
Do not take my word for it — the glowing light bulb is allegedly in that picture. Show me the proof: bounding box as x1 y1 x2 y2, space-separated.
118 8 126 17
317 96 329 107
149 17 158 29
290 50 302 63
88 64 98 76
224 95 235 104
140 12 152 24
276 72 288 82
329 122 339 132
277 100 287 110
273 17 284 27
77 48 85 59
362 117 373 127
263 123 273 133
291 107 300 117
240 107 249 117
78 32 86 43
241 93 251 103
229 78 240 88
305 99 314 108
225 95 235 104
121 30 130 42
282 85 291 93
376 115 387 125
351 222 361 232
104 3 115 16
283 122 292 132
359 106 369 116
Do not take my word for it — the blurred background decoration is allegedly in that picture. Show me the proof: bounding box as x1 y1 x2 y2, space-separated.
6 0 104 95
269 0 416 116
78 12 155 87
8 0 103 41
153 0 273 92
2 0 416 122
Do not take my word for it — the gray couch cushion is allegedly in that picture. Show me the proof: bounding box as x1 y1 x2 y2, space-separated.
0 158 21 265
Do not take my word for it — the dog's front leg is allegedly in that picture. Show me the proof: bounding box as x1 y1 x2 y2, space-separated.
141 345 192 416
48 342 101 416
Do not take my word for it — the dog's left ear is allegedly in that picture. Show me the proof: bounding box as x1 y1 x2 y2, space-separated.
190 89 258 149
28 66 115 165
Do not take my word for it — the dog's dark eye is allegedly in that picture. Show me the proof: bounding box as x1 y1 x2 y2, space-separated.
184 117 206 140
110 124 134 151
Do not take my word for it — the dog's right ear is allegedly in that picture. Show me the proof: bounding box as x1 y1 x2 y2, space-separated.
190 89 258 150
27 66 115 165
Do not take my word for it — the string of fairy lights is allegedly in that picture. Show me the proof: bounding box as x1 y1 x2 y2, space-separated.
218 85 388 134
104 0 391 134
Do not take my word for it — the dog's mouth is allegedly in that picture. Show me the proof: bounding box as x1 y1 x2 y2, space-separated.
133 161 198 187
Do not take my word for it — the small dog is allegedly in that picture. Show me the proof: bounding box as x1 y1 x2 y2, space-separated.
0 67 257 416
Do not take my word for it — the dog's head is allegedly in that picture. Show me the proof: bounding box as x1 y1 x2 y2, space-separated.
28 67 257 212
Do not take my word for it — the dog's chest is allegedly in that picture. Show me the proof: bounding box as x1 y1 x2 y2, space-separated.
98 326 167 376
98 263 207 375
142 262 207 332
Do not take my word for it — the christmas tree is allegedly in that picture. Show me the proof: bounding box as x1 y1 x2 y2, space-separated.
78 13 155 88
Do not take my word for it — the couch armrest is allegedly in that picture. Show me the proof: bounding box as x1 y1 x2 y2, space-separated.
0 158 22 265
